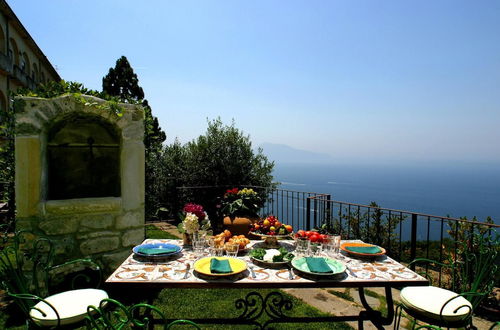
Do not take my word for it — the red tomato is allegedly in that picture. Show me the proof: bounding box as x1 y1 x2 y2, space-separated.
309 234 320 243
305 231 313 238
297 230 305 237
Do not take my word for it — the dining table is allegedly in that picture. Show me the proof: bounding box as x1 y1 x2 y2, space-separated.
106 238 429 329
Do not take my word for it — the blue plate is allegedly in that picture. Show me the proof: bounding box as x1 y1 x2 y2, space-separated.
132 243 182 258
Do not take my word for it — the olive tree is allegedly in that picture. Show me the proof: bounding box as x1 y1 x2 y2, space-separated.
163 118 275 226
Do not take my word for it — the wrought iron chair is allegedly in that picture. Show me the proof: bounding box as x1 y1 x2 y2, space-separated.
395 253 497 329
0 228 108 328
395 231 498 330
85 298 201 329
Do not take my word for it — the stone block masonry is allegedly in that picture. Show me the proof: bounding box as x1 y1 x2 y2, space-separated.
15 95 145 274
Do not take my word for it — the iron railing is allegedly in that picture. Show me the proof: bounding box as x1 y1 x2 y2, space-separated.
169 185 499 287
165 185 329 231
305 195 498 263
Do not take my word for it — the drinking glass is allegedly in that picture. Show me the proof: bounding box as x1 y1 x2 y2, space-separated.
320 235 332 256
206 237 216 256
333 235 341 255
225 243 239 258
325 241 336 257
295 237 310 257
213 246 224 257
310 243 322 256
192 231 205 241
193 238 205 255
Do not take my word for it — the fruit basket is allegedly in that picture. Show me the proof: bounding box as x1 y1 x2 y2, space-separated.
248 216 293 248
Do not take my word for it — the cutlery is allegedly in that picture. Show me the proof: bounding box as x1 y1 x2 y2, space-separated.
248 265 256 278
287 265 294 280
347 267 357 278
183 263 191 279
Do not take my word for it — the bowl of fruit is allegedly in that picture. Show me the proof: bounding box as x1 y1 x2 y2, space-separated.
249 216 293 248
294 230 331 244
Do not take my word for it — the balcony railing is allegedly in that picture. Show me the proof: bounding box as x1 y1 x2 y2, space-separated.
168 185 498 288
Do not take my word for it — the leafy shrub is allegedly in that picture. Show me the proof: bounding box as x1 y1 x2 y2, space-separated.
162 118 275 228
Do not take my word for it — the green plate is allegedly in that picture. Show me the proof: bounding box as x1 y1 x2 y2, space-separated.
291 257 346 276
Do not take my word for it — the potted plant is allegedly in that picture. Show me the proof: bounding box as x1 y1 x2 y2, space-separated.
177 203 211 245
220 188 262 235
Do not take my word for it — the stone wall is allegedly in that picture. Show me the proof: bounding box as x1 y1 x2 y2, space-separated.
15 95 145 273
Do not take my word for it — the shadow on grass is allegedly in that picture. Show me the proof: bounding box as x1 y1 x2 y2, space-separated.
108 287 353 329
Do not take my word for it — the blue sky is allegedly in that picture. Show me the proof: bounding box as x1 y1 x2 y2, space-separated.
9 0 500 164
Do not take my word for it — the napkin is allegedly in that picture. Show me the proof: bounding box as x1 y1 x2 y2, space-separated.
345 245 382 254
305 257 333 273
210 258 233 274
137 246 177 255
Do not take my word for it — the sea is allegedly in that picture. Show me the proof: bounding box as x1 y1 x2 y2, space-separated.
272 162 500 225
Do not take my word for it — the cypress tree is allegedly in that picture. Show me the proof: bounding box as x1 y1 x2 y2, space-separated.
102 56 144 101
103 56 166 220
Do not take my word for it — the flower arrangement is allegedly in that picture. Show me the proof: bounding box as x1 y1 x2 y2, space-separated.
221 187 262 217
178 203 211 235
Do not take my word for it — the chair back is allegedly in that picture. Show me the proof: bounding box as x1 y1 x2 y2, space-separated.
0 229 54 312
85 298 201 329
1 228 103 328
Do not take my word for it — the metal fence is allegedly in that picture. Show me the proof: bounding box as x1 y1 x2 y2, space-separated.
171 185 499 283
306 195 497 260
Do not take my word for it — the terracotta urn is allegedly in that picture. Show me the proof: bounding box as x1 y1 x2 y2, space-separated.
223 214 260 235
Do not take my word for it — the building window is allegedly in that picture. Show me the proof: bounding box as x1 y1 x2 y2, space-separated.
9 38 19 66
0 25 5 54
21 52 30 73
32 63 38 82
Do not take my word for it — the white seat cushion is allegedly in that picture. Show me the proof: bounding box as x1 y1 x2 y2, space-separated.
29 288 108 327
400 286 472 323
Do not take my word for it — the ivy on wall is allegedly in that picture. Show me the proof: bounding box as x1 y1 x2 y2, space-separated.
15 80 134 117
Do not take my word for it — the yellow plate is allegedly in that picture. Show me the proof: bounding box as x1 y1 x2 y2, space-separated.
193 257 247 277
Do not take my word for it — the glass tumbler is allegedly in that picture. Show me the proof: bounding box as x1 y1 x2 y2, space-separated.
213 246 224 257
333 235 341 255
295 237 310 257
225 243 239 258
193 238 205 255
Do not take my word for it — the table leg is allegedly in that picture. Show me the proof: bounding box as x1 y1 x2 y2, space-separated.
358 286 395 329
159 290 371 328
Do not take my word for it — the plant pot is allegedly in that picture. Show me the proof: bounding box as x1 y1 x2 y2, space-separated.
223 215 260 236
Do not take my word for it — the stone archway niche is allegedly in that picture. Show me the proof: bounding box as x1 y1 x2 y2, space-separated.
47 114 121 200
15 95 145 273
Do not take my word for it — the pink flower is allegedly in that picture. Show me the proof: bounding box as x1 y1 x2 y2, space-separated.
183 203 205 220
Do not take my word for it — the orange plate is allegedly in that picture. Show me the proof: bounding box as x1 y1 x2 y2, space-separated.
340 242 386 257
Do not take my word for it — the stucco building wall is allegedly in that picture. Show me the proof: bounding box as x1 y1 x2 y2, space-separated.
0 0 60 112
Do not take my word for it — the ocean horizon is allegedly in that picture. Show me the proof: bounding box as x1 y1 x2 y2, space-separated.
272 162 500 225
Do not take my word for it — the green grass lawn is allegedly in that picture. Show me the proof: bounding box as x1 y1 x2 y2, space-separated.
145 224 180 239
0 225 353 329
